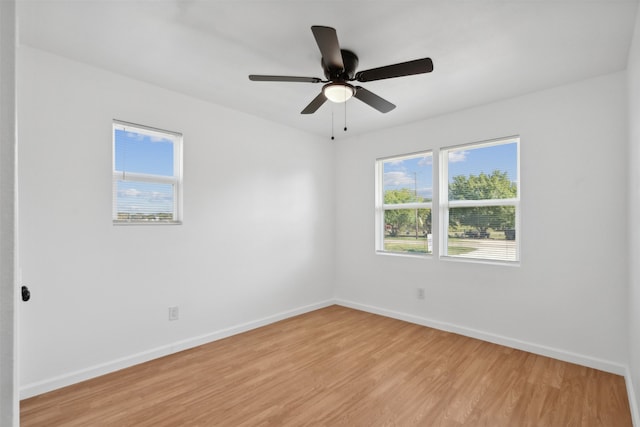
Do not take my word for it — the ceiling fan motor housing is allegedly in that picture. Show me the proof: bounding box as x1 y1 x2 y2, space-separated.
323 49 359 81
249 25 433 114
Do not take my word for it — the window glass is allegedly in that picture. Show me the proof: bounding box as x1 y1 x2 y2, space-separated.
447 206 516 260
113 121 182 224
377 152 433 255
383 208 433 254
115 181 175 221
442 138 519 263
114 129 174 177
447 143 518 200
383 154 433 204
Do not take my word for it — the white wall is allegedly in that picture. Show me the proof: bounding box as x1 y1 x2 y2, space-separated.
17 46 335 397
335 72 629 372
628 4 640 423
0 1 18 425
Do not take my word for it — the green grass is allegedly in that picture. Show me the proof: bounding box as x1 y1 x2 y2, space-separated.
384 237 430 254
446 246 476 255
384 237 477 255
384 243 430 254
446 237 478 255
388 236 426 240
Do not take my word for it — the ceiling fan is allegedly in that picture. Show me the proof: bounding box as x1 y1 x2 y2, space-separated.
249 26 434 114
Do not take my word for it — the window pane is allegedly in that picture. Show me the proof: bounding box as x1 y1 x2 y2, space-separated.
383 208 432 254
383 153 432 204
448 142 517 201
114 129 174 177
447 206 516 261
115 180 175 221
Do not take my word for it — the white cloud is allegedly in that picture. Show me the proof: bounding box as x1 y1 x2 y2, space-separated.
418 156 433 166
150 136 171 144
448 150 469 163
123 131 171 144
125 131 145 142
384 171 414 186
120 188 142 197
149 191 171 201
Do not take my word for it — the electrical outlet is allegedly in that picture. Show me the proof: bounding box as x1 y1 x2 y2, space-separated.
417 288 425 300
168 306 179 321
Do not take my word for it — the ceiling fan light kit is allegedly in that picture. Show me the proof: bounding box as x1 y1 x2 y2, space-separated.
249 25 434 124
323 82 355 103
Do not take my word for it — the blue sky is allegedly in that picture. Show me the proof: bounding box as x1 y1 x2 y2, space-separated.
383 142 518 200
383 154 433 200
448 142 518 183
114 129 175 214
114 129 174 176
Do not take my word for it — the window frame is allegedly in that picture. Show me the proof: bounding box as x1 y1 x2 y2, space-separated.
375 150 434 257
439 136 520 264
112 120 183 225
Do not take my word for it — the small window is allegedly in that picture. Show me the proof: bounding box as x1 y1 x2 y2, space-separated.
440 137 519 262
376 151 433 255
112 120 183 224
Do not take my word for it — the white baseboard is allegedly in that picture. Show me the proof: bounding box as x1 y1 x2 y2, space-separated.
20 299 335 399
626 367 640 427
335 299 627 376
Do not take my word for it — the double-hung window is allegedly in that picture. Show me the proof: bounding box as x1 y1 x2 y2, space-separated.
112 120 183 224
440 137 520 262
375 151 433 255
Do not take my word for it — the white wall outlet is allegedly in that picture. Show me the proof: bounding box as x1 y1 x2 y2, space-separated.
417 288 425 300
168 306 179 321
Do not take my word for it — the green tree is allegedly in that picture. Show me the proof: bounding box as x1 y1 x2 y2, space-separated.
448 171 516 235
384 188 414 237
384 189 432 237
417 208 432 235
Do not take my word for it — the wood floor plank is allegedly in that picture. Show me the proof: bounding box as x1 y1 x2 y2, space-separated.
21 305 632 426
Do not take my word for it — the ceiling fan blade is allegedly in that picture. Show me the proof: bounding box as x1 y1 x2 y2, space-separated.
355 58 433 82
311 26 344 71
353 86 396 113
249 75 322 83
301 92 327 114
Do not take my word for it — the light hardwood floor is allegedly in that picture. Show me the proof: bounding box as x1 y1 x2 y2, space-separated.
21 305 631 426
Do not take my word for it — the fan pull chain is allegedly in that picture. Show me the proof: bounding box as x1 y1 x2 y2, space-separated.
344 94 348 132
331 109 335 140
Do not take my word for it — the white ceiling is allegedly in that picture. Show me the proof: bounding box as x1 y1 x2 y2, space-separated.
17 0 640 139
